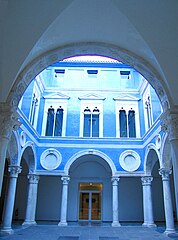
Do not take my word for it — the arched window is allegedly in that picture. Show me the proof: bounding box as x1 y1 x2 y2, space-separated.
83 107 100 137
29 93 38 126
128 109 136 137
119 108 127 137
145 96 152 129
54 106 64 136
45 106 55 136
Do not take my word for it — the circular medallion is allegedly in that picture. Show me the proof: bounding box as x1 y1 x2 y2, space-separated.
40 149 62 171
119 150 141 172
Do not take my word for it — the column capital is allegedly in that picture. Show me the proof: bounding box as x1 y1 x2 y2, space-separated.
8 165 21 178
160 109 178 141
141 176 153 186
61 176 70 185
0 103 21 140
111 177 120 185
27 174 40 184
159 168 172 181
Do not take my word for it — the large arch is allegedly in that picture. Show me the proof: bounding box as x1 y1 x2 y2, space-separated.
19 141 36 173
7 42 171 112
144 143 160 175
64 149 116 176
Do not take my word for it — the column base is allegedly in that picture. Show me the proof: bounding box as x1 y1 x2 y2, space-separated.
112 221 121 227
164 229 176 236
58 221 68 226
1 227 14 235
22 220 37 226
142 222 157 228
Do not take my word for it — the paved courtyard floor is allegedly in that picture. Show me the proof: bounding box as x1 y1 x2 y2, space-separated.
0 223 178 240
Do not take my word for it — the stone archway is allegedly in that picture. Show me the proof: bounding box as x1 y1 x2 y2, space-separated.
67 150 113 223
7 42 171 112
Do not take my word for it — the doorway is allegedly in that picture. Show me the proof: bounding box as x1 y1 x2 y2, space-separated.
79 183 102 221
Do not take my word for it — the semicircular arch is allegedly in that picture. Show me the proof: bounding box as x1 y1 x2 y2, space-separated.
19 141 36 173
7 42 171 111
144 143 160 175
64 149 116 175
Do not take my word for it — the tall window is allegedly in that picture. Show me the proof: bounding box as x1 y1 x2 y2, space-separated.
145 96 153 128
83 107 100 137
45 106 64 136
29 93 38 126
45 106 55 136
119 108 127 137
128 109 136 137
54 106 64 136
119 108 136 138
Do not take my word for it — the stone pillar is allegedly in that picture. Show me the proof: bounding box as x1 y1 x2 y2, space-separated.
0 104 21 195
161 110 178 221
159 168 176 235
58 176 70 226
141 176 156 227
111 177 121 227
23 174 40 226
1 165 21 234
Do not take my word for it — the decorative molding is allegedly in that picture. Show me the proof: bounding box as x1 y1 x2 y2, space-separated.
43 92 70 100
160 110 178 141
119 150 141 172
141 176 153 186
111 177 120 185
6 42 171 112
0 103 21 140
159 168 172 181
40 148 62 171
8 165 22 177
113 94 140 101
27 174 39 184
78 93 106 101
61 176 70 184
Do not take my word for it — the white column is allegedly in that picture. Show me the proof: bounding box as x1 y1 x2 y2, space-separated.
141 176 156 227
23 174 40 226
1 165 21 234
0 104 21 195
159 168 176 235
58 176 70 226
111 177 121 227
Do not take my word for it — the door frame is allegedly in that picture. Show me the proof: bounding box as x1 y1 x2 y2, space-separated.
78 183 102 222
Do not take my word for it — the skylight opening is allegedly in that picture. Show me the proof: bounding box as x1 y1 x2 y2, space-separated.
61 55 121 63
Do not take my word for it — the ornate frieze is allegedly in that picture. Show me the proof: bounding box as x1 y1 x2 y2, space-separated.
8 165 22 178
6 43 170 113
141 176 153 186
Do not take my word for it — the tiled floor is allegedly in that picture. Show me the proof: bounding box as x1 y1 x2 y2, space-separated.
0 223 178 240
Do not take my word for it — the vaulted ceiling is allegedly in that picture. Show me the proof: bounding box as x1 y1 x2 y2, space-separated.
1 0 178 106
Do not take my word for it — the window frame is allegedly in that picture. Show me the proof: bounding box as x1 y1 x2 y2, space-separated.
115 100 140 138
80 101 103 138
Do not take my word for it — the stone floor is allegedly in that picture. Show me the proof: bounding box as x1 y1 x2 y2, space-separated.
0 222 178 240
